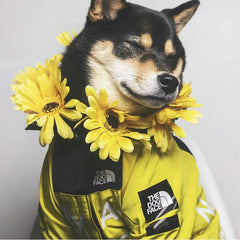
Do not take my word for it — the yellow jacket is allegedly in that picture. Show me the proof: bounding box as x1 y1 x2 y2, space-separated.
39 137 221 239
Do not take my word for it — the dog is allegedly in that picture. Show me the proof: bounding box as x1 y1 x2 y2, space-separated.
38 0 221 238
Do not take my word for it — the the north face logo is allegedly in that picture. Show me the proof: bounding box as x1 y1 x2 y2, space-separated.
93 170 116 186
138 180 179 223
146 191 174 215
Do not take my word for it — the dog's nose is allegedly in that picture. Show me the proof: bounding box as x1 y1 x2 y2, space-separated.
158 74 179 94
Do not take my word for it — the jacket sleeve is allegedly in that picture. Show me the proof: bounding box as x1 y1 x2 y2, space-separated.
192 186 223 239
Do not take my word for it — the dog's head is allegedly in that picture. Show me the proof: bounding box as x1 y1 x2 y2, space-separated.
61 0 200 115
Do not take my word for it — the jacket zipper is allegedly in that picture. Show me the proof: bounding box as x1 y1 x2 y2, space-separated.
89 199 105 239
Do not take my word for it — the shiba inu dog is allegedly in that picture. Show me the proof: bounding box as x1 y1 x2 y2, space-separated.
38 0 222 238
61 0 198 115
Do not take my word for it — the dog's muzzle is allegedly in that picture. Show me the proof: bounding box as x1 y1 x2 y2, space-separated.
158 74 179 94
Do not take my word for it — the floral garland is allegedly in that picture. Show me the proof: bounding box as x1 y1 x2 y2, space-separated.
11 31 202 162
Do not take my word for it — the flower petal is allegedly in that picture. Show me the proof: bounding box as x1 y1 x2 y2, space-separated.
154 126 164 147
115 112 125 123
156 109 179 124
99 89 108 108
60 109 82 121
147 127 155 137
88 96 99 111
38 116 54 146
55 114 74 139
125 115 140 122
86 86 97 99
76 102 88 114
122 132 143 140
43 116 55 144
26 114 39 125
60 79 70 100
20 80 42 104
39 74 57 99
39 124 47 147
178 83 192 97
178 110 202 123
116 136 134 153
90 141 99 152
99 145 109 160
98 132 109 149
140 139 152 150
170 97 198 109
37 116 47 127
64 99 80 108
85 107 98 119
109 139 121 162
169 121 186 138
72 29 77 37
84 119 101 130
141 134 151 141
85 128 102 144
108 100 119 108
56 31 71 46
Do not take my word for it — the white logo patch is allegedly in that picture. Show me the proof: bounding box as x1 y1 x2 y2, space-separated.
147 191 174 215
93 170 116 186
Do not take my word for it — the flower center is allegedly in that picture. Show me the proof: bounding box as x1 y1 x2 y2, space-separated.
42 102 59 113
104 110 119 132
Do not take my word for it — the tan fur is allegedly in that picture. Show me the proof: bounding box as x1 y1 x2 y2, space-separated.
87 41 152 114
88 0 125 22
140 33 153 49
173 58 184 77
87 40 182 115
88 4 104 22
164 39 176 56
173 6 198 33
87 41 134 112
126 59 158 83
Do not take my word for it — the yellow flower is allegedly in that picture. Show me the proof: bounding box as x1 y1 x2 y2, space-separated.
13 55 63 86
147 83 202 152
80 86 150 162
148 122 172 153
56 30 77 46
11 55 82 146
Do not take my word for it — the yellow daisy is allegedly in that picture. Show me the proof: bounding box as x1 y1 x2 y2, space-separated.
11 29 202 160
56 30 77 47
11 55 82 146
80 86 150 162
147 83 202 152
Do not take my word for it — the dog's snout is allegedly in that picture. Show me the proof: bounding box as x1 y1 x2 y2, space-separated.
158 74 179 94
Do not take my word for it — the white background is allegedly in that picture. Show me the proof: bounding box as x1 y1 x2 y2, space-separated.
0 0 239 238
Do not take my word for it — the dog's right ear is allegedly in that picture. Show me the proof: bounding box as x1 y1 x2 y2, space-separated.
87 0 127 23
162 0 200 34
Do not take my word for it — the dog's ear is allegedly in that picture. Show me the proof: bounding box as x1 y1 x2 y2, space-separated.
87 0 127 22
162 0 200 34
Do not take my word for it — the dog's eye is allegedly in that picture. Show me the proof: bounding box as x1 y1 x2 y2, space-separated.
165 53 177 60
114 40 145 59
123 40 145 52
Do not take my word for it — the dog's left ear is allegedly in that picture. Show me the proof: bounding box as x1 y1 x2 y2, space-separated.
88 0 127 22
162 0 200 34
